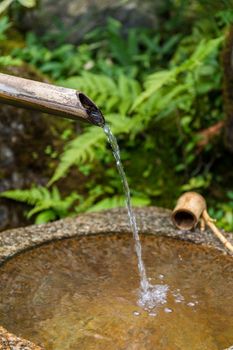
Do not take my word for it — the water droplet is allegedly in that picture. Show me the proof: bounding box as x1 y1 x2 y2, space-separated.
138 284 169 310
133 311 140 316
164 307 173 313
187 302 195 307
148 311 157 317
172 289 185 304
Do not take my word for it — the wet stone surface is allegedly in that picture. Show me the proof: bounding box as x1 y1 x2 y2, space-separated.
1 234 233 349
0 207 233 349
0 207 233 265
0 326 44 349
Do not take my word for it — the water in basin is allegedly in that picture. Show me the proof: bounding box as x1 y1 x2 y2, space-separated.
0 234 233 350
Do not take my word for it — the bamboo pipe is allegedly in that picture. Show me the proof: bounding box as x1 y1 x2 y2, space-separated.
172 192 206 230
172 192 233 254
0 73 105 126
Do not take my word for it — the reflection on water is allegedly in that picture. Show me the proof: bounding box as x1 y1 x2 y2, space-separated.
0 234 233 350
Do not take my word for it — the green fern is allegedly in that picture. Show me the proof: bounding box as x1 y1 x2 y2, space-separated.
0 186 78 224
132 37 223 113
49 113 137 184
87 195 150 212
50 36 223 185
59 72 141 115
0 55 22 66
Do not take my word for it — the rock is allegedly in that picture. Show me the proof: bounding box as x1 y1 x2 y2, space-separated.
0 207 233 349
17 0 158 44
0 206 232 265
0 326 43 350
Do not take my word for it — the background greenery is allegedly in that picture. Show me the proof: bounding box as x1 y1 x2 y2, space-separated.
0 0 233 230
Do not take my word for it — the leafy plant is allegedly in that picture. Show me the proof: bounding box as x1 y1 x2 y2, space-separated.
209 192 233 231
0 16 23 66
0 55 22 66
87 195 150 212
50 35 223 184
2 6 233 231
0 16 10 40
0 187 79 224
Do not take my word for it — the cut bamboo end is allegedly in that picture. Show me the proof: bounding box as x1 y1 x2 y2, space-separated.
172 192 206 230
172 193 233 254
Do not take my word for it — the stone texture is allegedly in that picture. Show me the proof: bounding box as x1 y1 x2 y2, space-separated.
17 0 158 44
0 206 233 349
0 207 233 265
0 326 44 350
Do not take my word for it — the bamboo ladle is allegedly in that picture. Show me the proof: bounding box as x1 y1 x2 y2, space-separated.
172 191 233 254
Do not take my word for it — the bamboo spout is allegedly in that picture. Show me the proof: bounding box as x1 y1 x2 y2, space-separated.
0 73 105 127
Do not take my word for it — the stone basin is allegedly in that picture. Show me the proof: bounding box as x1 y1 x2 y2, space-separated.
0 207 233 350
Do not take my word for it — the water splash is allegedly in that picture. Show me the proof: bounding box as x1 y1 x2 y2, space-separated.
104 124 168 310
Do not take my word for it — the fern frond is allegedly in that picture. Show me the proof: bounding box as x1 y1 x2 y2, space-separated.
0 186 78 223
0 55 22 66
35 210 57 224
0 187 48 205
49 113 136 184
58 72 141 114
49 127 105 184
87 195 150 212
132 37 223 111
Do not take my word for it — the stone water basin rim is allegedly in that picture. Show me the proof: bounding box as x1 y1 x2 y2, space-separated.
0 207 233 350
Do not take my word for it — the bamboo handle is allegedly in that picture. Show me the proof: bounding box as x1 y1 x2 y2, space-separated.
172 192 233 254
202 210 233 253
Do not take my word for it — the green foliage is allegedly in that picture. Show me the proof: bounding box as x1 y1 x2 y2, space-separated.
87 195 150 212
132 37 223 111
0 16 10 40
59 73 141 114
12 33 93 79
209 192 233 231
11 18 181 80
49 113 136 184
181 174 212 191
2 4 233 231
0 187 78 224
50 35 223 184
0 16 22 66
0 55 22 66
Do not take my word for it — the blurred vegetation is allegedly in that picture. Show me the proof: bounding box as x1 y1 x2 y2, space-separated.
0 0 233 230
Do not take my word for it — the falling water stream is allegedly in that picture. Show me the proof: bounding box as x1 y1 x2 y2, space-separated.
103 124 169 311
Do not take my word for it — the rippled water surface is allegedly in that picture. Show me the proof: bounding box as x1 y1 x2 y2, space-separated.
0 234 233 350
